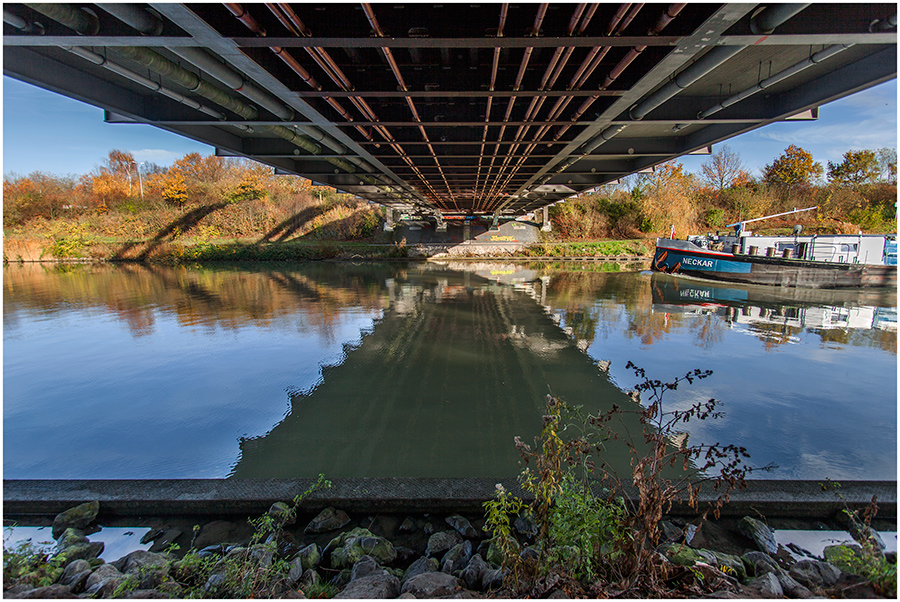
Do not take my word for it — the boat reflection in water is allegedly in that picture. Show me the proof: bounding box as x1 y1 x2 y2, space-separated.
650 272 897 337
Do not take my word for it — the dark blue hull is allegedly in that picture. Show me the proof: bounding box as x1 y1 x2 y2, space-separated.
652 239 896 289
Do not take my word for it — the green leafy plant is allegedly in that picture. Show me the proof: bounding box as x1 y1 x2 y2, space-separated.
487 364 773 597
2 532 63 590
482 483 525 582
546 473 629 581
705 208 725 228
44 223 91 259
830 498 897 596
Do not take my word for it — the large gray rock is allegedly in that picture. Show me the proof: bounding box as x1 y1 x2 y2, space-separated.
51 501 100 540
59 569 91 594
485 537 519 566
301 568 322 588
7 584 73 599
445 515 477 539
84 563 126 597
328 528 396 569
351 555 381 581
403 557 439 584
204 573 227 593
738 517 778 555
249 543 274 568
59 559 92 589
295 543 321 571
789 559 842 589
193 520 240 549
460 554 490 591
112 550 170 574
146 528 182 554
306 506 351 534
287 557 305 585
659 520 683 544
427 531 463 558
339 571 401 599
774 570 813 598
54 541 104 564
401 571 462 598
53 528 87 555
267 501 295 527
741 551 777 577
440 540 473 574
106 550 170 590
747 572 783 598
481 568 505 591
702 550 746 581
121 589 171 598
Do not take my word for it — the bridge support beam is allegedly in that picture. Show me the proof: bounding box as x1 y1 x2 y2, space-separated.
541 206 552 232
434 210 447 232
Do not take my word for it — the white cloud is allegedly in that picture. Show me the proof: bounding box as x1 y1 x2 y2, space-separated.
757 118 897 150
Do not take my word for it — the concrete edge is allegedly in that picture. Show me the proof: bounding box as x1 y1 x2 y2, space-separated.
3 479 895 520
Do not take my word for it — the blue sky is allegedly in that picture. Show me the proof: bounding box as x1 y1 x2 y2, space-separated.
2 74 896 179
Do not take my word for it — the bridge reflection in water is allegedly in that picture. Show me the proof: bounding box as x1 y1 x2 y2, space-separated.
5 261 892 482
230 265 649 479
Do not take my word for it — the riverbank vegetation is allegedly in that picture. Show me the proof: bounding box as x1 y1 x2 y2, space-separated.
548 145 897 241
3 145 896 262
3 149 388 262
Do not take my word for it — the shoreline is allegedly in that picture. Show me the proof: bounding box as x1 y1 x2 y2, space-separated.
4 486 895 599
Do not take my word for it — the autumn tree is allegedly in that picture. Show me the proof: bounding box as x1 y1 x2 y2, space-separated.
762 145 823 191
700 145 748 192
636 160 698 235
3 172 83 224
171 152 229 183
875 147 897 184
160 171 188 205
88 149 140 205
827 149 879 187
103 149 137 178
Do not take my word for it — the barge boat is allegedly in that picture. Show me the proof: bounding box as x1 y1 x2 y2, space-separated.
652 207 896 289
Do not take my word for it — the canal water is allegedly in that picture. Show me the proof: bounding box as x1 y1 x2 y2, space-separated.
3 261 896 481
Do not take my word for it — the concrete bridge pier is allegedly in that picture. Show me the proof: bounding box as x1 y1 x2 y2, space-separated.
541 206 552 232
384 208 398 232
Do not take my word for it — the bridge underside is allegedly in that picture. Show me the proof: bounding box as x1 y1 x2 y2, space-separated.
3 3 896 215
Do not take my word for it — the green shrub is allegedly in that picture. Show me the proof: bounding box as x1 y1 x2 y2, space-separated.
705 208 725 228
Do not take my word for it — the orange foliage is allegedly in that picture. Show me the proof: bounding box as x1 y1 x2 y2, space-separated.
91 172 129 206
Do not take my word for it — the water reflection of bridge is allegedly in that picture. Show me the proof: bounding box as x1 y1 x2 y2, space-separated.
230 265 645 479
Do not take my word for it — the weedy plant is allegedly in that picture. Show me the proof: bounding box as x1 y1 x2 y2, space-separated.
482 484 524 583
484 363 774 597
171 474 332 598
830 497 897 597
2 531 64 590
586 362 776 593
